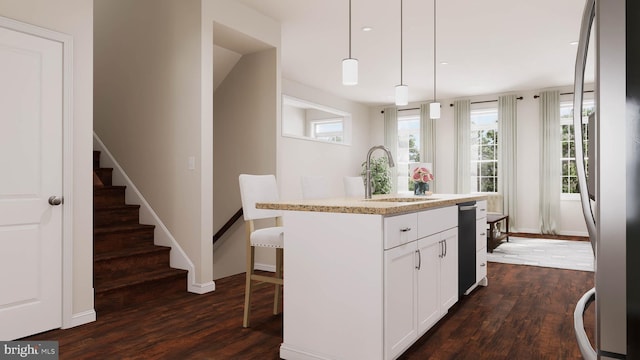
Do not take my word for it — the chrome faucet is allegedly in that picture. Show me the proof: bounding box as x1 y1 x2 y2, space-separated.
365 145 395 199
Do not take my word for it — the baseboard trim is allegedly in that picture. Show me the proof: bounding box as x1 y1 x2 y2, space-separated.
254 263 276 272
189 281 216 294
280 344 332 360
63 309 96 329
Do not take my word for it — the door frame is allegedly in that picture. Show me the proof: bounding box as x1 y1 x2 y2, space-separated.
0 16 75 330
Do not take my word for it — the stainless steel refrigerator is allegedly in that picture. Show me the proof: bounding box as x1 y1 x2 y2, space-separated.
573 0 640 359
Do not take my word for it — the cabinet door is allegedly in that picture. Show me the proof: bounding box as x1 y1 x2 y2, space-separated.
384 242 418 360
439 228 459 311
476 248 487 283
476 218 487 251
416 234 441 335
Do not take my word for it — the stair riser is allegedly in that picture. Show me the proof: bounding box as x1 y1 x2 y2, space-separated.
94 228 155 253
94 207 140 227
94 250 171 281
94 187 126 207
94 168 113 186
94 274 186 315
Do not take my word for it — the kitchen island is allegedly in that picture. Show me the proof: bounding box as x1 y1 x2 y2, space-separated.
257 194 488 360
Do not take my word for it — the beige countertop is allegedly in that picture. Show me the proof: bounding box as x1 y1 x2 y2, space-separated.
257 193 488 216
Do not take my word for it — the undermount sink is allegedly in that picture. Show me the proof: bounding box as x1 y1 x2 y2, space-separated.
364 197 436 203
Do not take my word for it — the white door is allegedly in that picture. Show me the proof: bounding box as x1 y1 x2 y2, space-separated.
0 22 63 340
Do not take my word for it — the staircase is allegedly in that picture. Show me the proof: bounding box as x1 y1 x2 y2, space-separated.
93 151 187 315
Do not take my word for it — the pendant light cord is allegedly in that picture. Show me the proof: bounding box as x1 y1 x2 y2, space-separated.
348 0 352 59
433 0 437 102
400 0 404 85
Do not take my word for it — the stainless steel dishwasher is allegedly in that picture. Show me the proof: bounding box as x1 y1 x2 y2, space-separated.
458 201 477 296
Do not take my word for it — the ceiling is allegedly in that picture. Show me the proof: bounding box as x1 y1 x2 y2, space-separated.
237 0 594 106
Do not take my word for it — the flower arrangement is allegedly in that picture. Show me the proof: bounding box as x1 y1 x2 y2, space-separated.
411 166 434 184
411 166 433 195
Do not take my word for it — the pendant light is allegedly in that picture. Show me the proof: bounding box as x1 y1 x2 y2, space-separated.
395 0 408 105
430 0 441 119
342 0 358 85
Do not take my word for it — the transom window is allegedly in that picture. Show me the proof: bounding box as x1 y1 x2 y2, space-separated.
312 119 343 142
470 108 499 193
560 100 594 194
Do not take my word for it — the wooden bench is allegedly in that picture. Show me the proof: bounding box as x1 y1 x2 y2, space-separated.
487 213 509 253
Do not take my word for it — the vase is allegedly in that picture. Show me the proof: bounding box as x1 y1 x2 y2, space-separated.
414 182 429 195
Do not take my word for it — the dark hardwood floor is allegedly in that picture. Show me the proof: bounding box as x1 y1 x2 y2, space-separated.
23 263 595 359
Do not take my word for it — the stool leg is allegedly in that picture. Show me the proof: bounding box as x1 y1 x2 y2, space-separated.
273 248 283 315
243 246 255 328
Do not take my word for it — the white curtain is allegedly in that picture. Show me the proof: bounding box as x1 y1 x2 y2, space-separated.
539 90 561 234
420 103 437 192
454 100 470 193
498 95 518 229
384 107 398 193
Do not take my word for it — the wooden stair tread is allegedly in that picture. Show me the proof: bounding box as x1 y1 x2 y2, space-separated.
94 242 169 261
95 267 187 293
93 223 155 235
93 204 141 212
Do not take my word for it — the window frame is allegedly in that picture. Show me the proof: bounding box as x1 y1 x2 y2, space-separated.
560 97 595 200
396 110 421 194
470 105 499 194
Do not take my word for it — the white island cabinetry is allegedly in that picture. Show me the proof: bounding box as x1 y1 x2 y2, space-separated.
260 194 487 360
384 207 459 360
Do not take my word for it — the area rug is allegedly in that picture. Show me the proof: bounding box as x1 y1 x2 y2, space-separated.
486 237 594 272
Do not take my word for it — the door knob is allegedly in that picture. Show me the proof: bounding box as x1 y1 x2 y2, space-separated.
48 196 63 206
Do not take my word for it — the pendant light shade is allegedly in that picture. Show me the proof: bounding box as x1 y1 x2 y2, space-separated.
342 58 358 85
342 0 358 86
429 102 441 119
395 0 407 105
395 85 409 106
430 0 441 119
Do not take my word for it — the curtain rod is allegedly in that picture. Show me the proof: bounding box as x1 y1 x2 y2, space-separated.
380 107 419 114
448 96 523 107
533 90 594 99
381 96 525 113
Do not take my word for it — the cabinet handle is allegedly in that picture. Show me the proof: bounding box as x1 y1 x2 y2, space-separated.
400 227 412 232
480 232 486 236
444 239 447 257
480 263 486 267
415 250 421 270
480 208 486 212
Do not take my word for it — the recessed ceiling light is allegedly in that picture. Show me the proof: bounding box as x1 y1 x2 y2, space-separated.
440 61 449 65
570 41 579 45
361 26 373 32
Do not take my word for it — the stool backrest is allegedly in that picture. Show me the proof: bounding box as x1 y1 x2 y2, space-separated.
343 176 365 198
301 176 330 200
239 174 283 221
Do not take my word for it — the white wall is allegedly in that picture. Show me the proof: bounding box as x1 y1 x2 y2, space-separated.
0 0 94 322
202 0 281 280
213 49 278 279
279 79 372 200
371 85 591 236
94 0 213 285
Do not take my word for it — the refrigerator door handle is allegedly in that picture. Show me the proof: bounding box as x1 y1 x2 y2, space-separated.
574 287 597 360
573 0 597 249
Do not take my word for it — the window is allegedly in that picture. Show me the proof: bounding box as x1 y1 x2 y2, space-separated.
560 100 594 194
312 119 343 142
470 108 499 193
396 114 421 192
